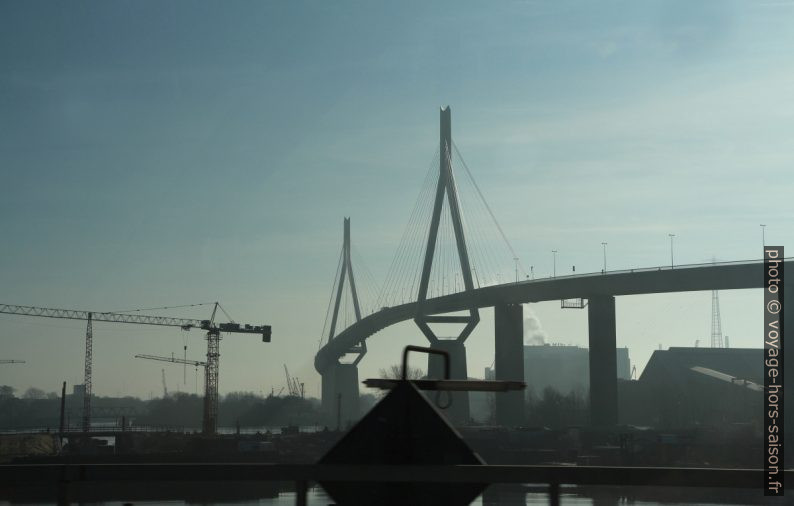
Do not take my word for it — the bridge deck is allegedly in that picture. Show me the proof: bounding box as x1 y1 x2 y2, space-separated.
316 259 785 372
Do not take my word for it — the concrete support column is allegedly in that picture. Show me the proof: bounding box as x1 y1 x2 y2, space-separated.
321 363 360 429
495 303 524 426
427 340 470 423
321 368 334 415
588 295 618 427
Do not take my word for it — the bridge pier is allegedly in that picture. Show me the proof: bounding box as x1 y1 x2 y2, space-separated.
320 363 359 428
427 340 470 424
494 303 525 426
588 295 618 427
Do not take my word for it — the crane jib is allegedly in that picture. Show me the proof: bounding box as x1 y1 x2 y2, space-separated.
0 304 271 341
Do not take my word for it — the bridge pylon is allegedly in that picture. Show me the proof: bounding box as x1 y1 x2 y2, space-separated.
413 106 479 423
321 217 364 426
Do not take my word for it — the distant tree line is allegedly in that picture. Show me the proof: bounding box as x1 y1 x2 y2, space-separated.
524 386 589 428
0 385 326 430
0 383 591 430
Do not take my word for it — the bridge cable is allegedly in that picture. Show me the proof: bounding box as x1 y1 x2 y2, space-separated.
453 142 528 278
376 154 435 307
351 244 379 315
461 156 510 285
406 168 438 304
449 155 499 287
376 149 438 308
319 245 344 349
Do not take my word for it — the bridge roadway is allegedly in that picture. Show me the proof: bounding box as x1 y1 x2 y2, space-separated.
316 259 793 429
316 259 778 372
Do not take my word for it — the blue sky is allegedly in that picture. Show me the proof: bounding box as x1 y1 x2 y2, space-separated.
1 1 792 399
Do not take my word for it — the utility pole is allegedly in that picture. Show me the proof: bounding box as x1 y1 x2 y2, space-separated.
552 250 558 277
514 257 519 283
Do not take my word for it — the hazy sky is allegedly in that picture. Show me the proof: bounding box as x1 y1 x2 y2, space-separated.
1 1 793 401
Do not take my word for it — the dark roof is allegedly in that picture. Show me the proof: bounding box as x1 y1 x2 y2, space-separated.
639 347 762 389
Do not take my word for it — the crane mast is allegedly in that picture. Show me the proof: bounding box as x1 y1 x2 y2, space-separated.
83 313 93 432
1 302 271 435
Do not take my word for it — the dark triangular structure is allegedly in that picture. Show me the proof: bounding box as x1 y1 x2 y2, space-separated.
319 381 486 505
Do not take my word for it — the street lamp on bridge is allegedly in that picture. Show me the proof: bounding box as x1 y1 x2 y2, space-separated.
514 257 519 283
601 242 607 273
761 224 766 250
668 234 675 268
552 250 558 277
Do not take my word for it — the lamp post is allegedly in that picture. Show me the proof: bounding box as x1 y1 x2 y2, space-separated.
761 224 766 250
552 250 558 277
668 234 675 268
601 242 607 273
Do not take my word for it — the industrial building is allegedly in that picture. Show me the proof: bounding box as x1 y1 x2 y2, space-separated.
523 344 631 400
620 347 763 428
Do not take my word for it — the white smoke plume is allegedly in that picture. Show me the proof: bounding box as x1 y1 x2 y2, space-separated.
524 308 547 346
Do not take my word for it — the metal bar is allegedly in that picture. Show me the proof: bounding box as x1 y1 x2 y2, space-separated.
402 345 449 380
363 378 525 392
0 464 788 489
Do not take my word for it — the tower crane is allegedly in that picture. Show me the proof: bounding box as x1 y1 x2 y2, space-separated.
0 360 26 364
0 302 271 434
283 364 304 398
284 365 294 396
135 353 207 408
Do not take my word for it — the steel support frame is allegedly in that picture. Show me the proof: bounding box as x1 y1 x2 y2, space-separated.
82 313 93 433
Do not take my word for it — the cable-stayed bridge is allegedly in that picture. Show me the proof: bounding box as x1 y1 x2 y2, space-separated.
315 106 792 429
